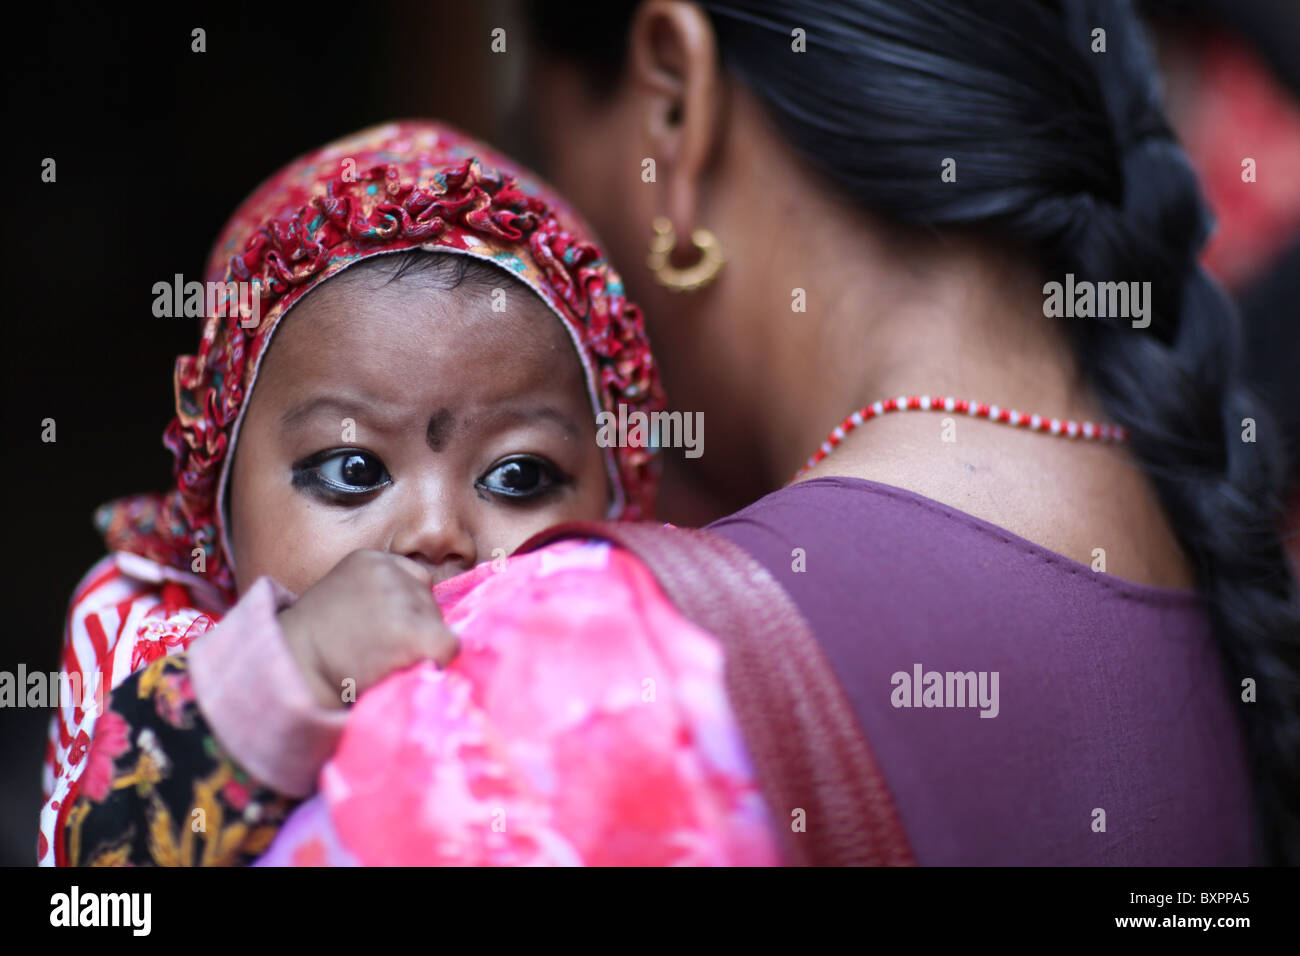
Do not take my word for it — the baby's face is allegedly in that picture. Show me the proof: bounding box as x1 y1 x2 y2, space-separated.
226 259 610 597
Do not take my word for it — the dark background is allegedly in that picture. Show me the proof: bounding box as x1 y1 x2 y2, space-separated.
3 1 1297 866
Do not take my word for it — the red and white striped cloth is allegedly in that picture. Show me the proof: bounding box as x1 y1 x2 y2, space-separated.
37 553 227 866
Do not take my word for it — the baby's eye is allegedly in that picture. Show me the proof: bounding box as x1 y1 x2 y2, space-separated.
478 456 565 500
295 449 391 499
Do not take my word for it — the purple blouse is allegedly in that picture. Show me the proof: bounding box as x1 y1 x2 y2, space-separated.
708 476 1260 865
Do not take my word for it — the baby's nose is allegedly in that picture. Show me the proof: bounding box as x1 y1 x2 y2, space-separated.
388 494 477 583
401 550 473 586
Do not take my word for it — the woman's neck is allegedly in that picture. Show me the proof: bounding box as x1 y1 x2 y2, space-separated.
741 222 1193 589
755 228 1102 487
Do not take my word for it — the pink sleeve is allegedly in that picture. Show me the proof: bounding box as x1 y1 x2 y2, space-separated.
257 540 781 867
188 576 348 798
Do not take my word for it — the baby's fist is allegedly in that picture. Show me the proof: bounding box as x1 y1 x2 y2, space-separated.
276 549 458 709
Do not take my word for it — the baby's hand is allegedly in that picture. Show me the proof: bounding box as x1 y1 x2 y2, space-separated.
276 550 459 710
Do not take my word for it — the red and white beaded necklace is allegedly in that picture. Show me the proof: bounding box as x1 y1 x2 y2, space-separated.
792 395 1128 481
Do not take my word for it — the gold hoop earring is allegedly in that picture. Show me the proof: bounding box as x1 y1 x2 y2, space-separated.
647 216 725 292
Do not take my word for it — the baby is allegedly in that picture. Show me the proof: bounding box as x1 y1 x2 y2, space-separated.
38 121 667 864
228 248 621 711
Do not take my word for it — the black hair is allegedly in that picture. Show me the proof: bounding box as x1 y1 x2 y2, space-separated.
528 0 1300 863
339 249 506 290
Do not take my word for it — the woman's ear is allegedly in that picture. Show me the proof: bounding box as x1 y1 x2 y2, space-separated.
627 0 723 239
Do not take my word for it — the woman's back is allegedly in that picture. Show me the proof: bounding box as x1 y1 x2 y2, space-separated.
710 476 1260 864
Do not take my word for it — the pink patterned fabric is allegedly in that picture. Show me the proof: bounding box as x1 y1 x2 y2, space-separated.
255 539 780 867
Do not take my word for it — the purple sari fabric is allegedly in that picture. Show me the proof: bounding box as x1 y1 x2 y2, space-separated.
708 476 1260 865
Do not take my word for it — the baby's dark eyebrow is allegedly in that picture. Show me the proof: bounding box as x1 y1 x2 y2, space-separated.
279 395 401 434
280 396 582 443
477 405 582 441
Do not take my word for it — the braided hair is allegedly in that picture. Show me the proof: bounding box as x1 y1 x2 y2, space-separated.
529 0 1300 862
